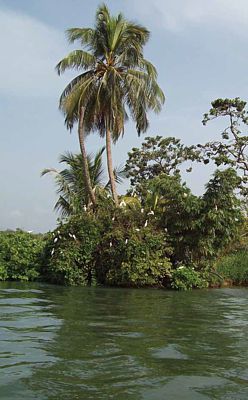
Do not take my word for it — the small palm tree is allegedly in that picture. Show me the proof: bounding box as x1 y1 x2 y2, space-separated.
42 148 125 217
56 4 164 206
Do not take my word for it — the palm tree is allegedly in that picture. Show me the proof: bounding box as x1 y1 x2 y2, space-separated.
42 148 125 217
56 4 164 206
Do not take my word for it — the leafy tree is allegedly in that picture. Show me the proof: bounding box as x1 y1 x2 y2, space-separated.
200 98 248 195
200 168 244 257
126 136 200 196
130 166 244 269
56 4 164 206
144 174 202 266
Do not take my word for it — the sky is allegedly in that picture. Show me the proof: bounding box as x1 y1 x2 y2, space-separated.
1 0 248 232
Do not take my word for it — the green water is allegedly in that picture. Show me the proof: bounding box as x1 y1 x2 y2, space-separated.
0 283 248 399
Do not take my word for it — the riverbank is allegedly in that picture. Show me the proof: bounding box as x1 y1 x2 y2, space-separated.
0 229 247 290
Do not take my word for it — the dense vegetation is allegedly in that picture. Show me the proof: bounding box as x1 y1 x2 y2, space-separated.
1 5 247 289
0 230 45 281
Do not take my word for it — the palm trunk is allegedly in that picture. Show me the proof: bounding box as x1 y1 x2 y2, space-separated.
78 107 96 208
106 128 119 206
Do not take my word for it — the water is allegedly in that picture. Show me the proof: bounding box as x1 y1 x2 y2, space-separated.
0 283 248 399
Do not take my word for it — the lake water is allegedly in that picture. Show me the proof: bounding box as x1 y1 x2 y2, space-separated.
0 282 248 399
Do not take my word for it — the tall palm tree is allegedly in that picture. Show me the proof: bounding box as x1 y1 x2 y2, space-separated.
56 4 165 206
42 148 125 217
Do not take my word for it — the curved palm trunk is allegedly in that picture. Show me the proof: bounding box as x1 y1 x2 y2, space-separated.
106 129 119 206
78 107 96 208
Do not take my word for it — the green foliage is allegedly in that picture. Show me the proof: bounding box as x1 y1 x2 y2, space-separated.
201 168 244 257
42 148 126 218
0 230 45 281
42 204 173 287
0 264 8 281
215 250 248 285
200 98 248 196
41 148 106 216
40 113 246 289
96 222 172 287
170 266 208 291
132 168 244 269
126 136 200 196
42 214 102 285
145 174 202 265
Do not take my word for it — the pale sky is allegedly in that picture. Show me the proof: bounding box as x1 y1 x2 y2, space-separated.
1 0 248 232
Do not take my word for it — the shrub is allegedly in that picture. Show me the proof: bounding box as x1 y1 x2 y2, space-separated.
170 266 208 290
96 221 172 287
0 230 45 281
42 214 102 285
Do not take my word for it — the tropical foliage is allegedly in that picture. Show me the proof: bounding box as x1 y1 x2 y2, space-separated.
42 148 125 217
41 215 102 285
3 3 247 290
0 230 45 281
57 3 164 205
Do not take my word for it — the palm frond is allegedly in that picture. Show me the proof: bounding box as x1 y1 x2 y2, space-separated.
54 195 72 218
56 50 96 75
66 27 94 47
40 168 59 177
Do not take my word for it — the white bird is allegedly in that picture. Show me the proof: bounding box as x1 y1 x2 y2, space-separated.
148 210 154 216
54 237 58 243
109 241 113 247
141 208 144 213
135 228 140 232
120 200 126 207
51 248 55 256
144 220 148 227
72 234 76 240
112 216 115 221
83 205 87 212
69 233 73 238
125 238 128 244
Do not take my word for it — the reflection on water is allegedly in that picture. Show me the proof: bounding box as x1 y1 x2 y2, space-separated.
0 282 248 399
0 284 61 399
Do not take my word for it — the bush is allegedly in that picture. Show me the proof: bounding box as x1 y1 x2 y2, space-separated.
42 214 102 285
96 220 172 287
0 230 45 281
169 266 208 290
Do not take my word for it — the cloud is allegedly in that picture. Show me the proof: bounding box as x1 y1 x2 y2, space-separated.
0 7 67 97
127 0 248 35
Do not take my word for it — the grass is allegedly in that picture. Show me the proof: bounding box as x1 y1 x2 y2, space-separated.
215 249 248 285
